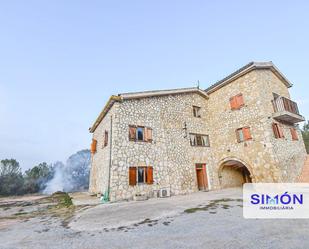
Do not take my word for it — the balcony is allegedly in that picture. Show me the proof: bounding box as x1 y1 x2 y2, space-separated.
272 96 305 123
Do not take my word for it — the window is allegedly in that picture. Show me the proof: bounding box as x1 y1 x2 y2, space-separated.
103 130 108 147
137 127 144 141
129 125 152 142
193 106 201 118
272 123 284 139
90 139 97 154
230 94 244 110
236 127 252 142
129 166 153 186
138 167 145 183
190 133 210 147
290 128 298 141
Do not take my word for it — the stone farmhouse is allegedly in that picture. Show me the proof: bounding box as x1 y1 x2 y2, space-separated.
89 62 307 202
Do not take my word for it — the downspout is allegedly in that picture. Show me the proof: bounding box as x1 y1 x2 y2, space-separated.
107 114 113 201
101 114 113 203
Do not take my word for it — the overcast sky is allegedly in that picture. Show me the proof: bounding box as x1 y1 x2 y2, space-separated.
0 1 308 170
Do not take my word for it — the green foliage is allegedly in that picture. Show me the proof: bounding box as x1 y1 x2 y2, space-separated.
23 162 54 193
0 148 90 196
302 121 309 154
0 159 24 196
65 149 90 191
50 191 73 208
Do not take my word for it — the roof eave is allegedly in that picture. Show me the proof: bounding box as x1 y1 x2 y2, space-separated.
120 87 209 100
205 62 293 94
89 95 122 133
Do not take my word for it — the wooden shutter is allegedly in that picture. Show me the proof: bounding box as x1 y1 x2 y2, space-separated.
236 129 241 143
129 126 136 141
129 167 137 186
145 127 152 142
278 125 284 138
236 94 244 107
230 96 237 110
272 123 279 138
104 131 108 146
290 128 298 140
91 139 97 154
146 166 153 184
243 127 252 140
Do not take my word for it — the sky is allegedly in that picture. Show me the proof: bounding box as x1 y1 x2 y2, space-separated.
0 1 308 170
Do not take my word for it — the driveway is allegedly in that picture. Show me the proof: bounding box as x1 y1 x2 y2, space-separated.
1 188 309 249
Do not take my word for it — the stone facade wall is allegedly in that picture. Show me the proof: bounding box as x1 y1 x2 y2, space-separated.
109 93 213 201
207 70 282 185
257 70 307 182
220 167 245 188
89 107 115 195
89 68 307 202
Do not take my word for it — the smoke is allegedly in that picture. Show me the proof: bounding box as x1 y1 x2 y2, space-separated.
42 150 91 194
43 161 68 194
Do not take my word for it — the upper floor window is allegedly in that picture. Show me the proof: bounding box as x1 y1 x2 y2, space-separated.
272 123 284 139
190 133 210 147
290 128 298 141
103 130 108 147
129 125 153 142
236 127 252 142
137 127 144 141
230 93 244 110
193 106 201 118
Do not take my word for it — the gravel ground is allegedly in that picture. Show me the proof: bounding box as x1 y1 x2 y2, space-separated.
1 188 309 249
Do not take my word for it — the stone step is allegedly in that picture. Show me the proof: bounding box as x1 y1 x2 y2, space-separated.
298 155 309 183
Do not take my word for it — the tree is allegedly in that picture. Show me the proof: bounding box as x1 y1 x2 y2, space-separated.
65 149 91 191
0 159 24 196
302 121 309 154
42 150 91 194
23 162 54 193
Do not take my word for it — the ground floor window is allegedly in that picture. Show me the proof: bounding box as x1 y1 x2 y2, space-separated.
138 167 145 183
129 166 153 186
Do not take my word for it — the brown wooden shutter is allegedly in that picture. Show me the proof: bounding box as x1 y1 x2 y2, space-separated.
144 127 148 141
104 131 108 147
243 127 252 140
146 166 153 184
91 139 97 154
278 125 284 138
272 123 279 138
230 96 237 110
129 167 137 186
290 128 298 140
236 94 244 107
236 129 241 143
129 126 136 141
145 128 152 142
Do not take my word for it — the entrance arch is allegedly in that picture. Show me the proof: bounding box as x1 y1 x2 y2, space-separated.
218 158 252 188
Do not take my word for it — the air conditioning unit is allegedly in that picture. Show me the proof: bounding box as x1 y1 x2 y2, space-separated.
159 188 171 198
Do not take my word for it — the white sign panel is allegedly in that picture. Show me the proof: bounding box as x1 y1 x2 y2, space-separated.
243 183 309 219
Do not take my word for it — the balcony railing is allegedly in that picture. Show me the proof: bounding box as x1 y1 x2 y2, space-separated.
272 96 300 115
271 96 304 123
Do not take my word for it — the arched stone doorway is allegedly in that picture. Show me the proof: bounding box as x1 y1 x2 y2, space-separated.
218 159 252 189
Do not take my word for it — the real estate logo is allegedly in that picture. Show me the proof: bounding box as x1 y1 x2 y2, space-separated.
243 183 309 219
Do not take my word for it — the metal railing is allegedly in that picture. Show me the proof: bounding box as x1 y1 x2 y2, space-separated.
272 96 300 115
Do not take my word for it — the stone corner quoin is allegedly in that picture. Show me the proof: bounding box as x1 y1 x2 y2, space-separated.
88 61 307 202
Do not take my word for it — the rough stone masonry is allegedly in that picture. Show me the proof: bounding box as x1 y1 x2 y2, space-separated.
88 62 307 202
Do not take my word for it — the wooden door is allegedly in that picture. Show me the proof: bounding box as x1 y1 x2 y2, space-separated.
196 164 208 191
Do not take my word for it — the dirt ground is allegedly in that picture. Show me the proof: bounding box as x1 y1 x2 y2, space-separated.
1 188 309 249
